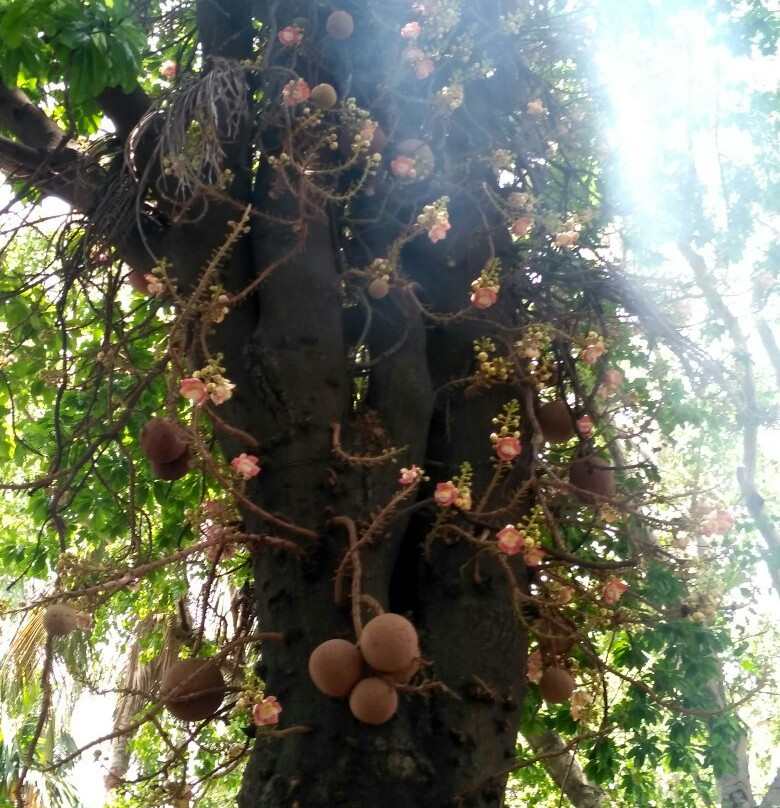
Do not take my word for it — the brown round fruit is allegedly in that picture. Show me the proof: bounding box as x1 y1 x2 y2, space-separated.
569 455 615 502
349 677 399 724
537 400 575 444
538 667 575 703
310 83 338 109
125 270 153 295
140 418 189 464
151 446 192 481
161 659 226 721
368 278 390 299
43 604 80 636
308 639 364 697
359 613 419 674
326 10 354 39
533 616 577 658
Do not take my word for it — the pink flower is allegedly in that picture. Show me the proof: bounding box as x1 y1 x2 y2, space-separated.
145 274 164 296
602 578 628 605
576 415 593 438
701 508 734 536
527 98 545 116
252 696 282 726
427 220 450 244
401 21 420 38
278 26 302 46
556 586 575 605
180 377 208 405
209 377 235 405
282 79 310 106
160 60 177 78
497 525 524 555
495 436 521 462
470 286 498 310
399 465 423 485
402 46 425 63
555 230 578 247
231 453 261 478
570 689 593 721
434 481 458 507
511 217 533 237
74 611 93 630
526 650 543 684
524 546 546 566
598 368 623 396
414 58 435 79
581 344 606 365
390 155 416 178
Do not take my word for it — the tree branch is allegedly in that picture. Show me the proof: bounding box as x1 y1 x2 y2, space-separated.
97 85 152 142
0 80 70 149
522 731 607 808
759 767 780 808
0 134 101 211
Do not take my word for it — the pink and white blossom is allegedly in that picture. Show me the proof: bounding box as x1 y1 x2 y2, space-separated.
145 274 164 296
580 344 606 365
511 217 533 237
427 220 450 243
209 376 235 405
231 453 261 478
434 481 458 507
570 689 593 721
701 508 734 536
602 578 628 605
282 79 310 106
399 465 423 485
390 155 416 178
160 60 177 78
400 21 420 38
527 98 545 116
576 415 593 438
495 435 521 462
180 377 208 406
278 26 302 46
252 696 282 726
414 58 435 79
526 650 543 684
524 545 546 566
470 286 498 310
496 525 523 555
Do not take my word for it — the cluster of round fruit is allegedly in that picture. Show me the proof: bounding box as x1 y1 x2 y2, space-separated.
533 616 578 703
140 417 192 481
308 613 420 725
536 399 615 502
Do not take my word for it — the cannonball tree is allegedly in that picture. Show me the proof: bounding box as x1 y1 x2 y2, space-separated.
0 1 776 808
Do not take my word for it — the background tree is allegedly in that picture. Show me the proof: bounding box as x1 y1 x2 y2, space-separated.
0 1 776 808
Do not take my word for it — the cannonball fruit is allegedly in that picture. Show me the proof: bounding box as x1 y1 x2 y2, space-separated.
368 277 390 299
538 667 575 703
308 639 364 697
43 604 80 636
569 455 615 502
326 10 354 39
161 659 226 721
349 676 399 724
533 617 577 658
537 400 575 444
359 613 419 675
140 418 189 464
151 446 192 481
310 83 338 109
126 270 153 295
